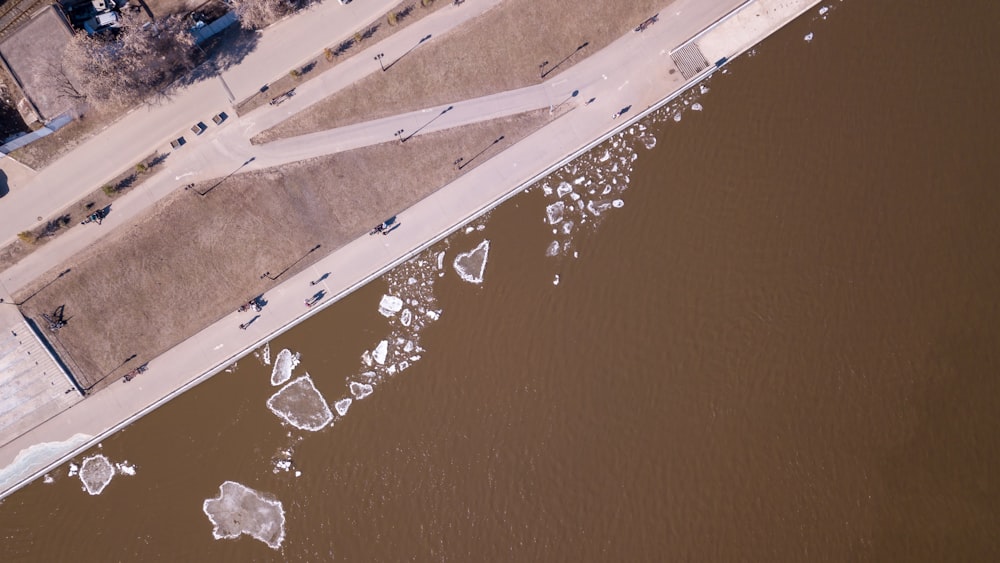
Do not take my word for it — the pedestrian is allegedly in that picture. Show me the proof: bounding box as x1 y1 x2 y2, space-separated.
239 323 248 330
612 111 620 119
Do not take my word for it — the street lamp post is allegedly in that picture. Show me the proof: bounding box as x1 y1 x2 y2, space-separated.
541 41 589 79
374 53 386 71
402 105 453 143
394 129 405 143
16 268 71 306
187 157 256 197
458 135 505 171
83 353 137 395
384 34 433 71
551 89 580 114
260 244 322 281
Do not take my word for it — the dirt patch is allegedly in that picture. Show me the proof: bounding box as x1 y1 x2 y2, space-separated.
234 0 449 116
14 109 549 390
256 0 668 143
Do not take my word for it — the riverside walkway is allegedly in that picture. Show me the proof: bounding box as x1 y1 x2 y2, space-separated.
0 0 822 499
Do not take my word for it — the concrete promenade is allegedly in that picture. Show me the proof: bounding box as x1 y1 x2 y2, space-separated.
0 0 822 499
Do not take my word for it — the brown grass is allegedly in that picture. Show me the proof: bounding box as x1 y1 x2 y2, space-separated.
255 0 668 143
14 110 549 390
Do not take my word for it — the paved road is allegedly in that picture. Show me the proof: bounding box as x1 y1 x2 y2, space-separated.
0 0 823 499
0 0 404 247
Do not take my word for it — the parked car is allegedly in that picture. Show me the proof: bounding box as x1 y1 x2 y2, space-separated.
191 122 207 135
170 137 186 149
212 112 228 125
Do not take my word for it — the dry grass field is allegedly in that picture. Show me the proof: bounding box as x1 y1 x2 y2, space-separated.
12 0 673 392
255 0 668 143
15 110 549 389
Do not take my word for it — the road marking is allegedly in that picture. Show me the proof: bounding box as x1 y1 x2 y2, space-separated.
174 172 194 180
213 344 224 350
618 80 630 91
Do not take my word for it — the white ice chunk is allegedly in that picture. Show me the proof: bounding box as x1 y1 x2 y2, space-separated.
556 182 573 198
612 199 624 208
79 454 114 495
673 112 682 122
403 340 414 353
270 349 299 387
546 240 560 257
372 340 388 365
361 350 373 367
115 461 137 476
691 103 703 111
561 220 574 235
453 240 490 284
542 184 553 196
819 6 828 15
43 474 54 484
546 201 565 225
262 342 271 366
378 295 403 317
203 481 285 550
334 398 352 417
68 463 79 477
804 32 813 42
349 381 374 400
436 251 445 271
266 375 334 431
400 309 412 327
700 84 709 94
641 136 656 150
553 274 560 286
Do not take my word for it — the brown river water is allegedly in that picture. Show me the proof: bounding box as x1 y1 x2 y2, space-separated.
3 1 1000 560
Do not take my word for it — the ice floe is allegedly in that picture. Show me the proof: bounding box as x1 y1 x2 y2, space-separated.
203 481 285 550
270 349 300 386
372 340 388 365
804 32 814 42
546 201 565 225
334 398 352 416
266 375 333 431
79 454 114 495
453 240 490 284
115 461 137 476
349 382 373 400
691 103 703 111
43 474 54 484
378 295 403 317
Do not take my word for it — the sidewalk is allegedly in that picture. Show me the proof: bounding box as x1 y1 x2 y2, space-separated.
0 0 402 247
0 0 823 500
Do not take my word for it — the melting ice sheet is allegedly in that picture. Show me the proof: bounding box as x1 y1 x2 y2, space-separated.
266 375 333 431
453 240 490 284
270 349 300 386
203 481 285 549
79 454 115 495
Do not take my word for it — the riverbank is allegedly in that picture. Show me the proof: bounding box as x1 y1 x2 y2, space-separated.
0 0 822 500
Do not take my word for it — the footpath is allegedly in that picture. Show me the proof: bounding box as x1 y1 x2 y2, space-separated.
0 0 822 499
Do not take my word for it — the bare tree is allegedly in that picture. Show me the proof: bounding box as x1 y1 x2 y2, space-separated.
62 12 197 109
231 0 295 30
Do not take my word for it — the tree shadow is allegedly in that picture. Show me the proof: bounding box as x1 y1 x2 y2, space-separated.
0 170 8 198
299 61 317 75
169 26 261 92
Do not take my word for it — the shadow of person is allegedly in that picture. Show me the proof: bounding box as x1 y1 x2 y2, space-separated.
0 169 8 198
